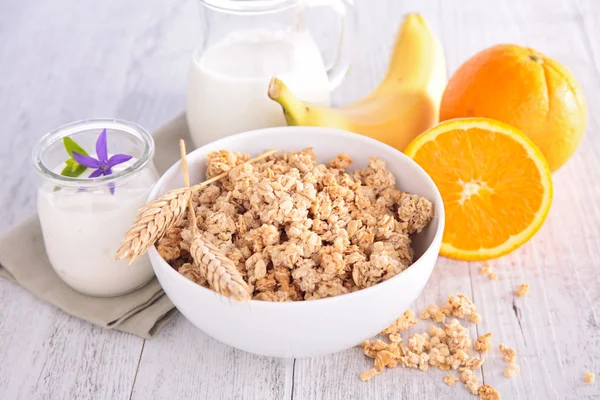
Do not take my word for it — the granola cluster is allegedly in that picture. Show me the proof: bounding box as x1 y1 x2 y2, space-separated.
515 284 529 297
157 149 434 301
479 262 498 280
419 293 482 324
583 371 595 384
499 343 520 379
359 294 501 399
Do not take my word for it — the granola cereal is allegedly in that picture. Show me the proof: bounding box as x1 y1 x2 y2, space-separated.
469 313 482 324
161 149 434 301
488 272 498 280
515 284 529 297
478 384 501 400
503 363 520 378
419 304 446 323
445 294 478 319
479 261 491 276
499 344 516 363
420 294 480 324
359 294 501 397
359 368 381 382
583 371 595 384
460 368 481 394
381 310 417 335
443 373 459 386
474 332 493 354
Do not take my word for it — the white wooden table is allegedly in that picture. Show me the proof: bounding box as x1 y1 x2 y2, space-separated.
1 0 599 398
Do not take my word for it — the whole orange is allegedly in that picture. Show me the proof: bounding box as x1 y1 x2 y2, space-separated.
440 44 587 171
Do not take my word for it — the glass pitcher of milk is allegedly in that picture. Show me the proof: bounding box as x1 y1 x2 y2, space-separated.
186 0 357 147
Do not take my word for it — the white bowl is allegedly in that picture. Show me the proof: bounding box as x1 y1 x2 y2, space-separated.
148 127 444 358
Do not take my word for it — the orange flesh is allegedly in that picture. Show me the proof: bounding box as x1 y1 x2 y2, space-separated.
411 127 545 251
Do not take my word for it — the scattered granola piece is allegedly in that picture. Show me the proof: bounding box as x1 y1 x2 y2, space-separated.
515 284 529 297
466 380 480 395
503 363 520 378
408 332 431 354
474 332 493 353
459 368 475 383
360 294 503 398
460 368 481 394
499 344 516 363
420 294 480 323
444 319 473 354
388 333 402 343
464 356 485 370
478 384 501 400
479 261 491 276
381 310 417 335
446 294 478 319
359 368 381 382
488 272 498 280
421 304 446 323
583 371 595 384
374 349 398 371
470 312 482 324
443 373 459 386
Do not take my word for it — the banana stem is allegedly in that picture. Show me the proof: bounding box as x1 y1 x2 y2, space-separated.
268 77 308 125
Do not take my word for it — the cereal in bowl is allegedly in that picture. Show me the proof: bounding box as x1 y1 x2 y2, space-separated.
118 148 434 301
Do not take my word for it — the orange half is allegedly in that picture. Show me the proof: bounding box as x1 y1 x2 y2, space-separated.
405 118 553 260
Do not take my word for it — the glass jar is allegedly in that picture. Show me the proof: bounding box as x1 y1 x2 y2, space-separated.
32 119 159 297
186 0 358 147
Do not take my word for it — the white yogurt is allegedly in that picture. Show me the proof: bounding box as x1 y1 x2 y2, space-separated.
186 30 331 147
37 163 156 297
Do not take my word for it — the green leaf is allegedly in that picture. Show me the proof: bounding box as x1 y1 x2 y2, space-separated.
60 137 89 178
60 163 87 178
65 158 77 173
63 137 88 158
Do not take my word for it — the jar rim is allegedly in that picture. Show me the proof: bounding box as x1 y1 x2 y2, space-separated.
32 118 155 189
201 0 297 13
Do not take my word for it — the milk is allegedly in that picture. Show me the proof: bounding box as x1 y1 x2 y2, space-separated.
37 164 156 297
186 30 331 147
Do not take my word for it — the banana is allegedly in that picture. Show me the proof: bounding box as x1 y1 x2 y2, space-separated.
268 13 447 152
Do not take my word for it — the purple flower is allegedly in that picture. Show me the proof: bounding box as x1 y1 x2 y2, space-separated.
72 128 132 193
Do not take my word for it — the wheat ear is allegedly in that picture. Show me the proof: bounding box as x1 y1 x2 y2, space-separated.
179 140 251 301
114 148 277 263
189 237 251 301
114 187 191 263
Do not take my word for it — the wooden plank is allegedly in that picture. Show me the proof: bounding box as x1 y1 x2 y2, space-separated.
0 280 142 400
130 314 293 400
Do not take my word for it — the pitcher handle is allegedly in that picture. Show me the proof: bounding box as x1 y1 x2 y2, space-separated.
305 0 358 91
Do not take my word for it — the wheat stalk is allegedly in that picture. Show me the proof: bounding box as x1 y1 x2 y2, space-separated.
189 236 251 301
114 148 276 263
114 187 191 262
179 140 251 301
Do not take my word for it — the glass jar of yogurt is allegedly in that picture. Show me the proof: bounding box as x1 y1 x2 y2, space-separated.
32 119 159 297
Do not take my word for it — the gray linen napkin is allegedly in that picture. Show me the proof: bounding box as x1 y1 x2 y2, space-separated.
0 113 192 338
